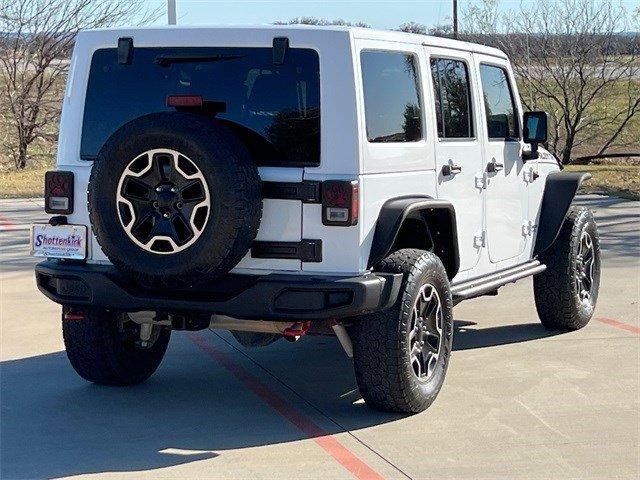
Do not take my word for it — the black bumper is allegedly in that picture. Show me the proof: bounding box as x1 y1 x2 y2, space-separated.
35 261 402 320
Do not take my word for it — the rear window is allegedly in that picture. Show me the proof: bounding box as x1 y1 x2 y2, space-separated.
360 50 423 142
81 47 320 166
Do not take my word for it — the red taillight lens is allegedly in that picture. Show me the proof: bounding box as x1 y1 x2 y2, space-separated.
44 171 74 214
322 180 358 226
166 95 204 108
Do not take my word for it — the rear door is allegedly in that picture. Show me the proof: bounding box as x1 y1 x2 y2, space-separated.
427 50 484 273
474 57 527 263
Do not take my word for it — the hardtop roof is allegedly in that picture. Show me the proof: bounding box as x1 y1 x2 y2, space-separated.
79 24 508 60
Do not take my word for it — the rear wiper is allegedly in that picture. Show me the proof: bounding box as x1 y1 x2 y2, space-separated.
155 54 244 67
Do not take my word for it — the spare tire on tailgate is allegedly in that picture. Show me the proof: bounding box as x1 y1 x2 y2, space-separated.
88 112 262 286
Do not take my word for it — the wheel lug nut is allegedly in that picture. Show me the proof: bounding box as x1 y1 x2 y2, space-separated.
176 201 183 209
153 201 159 208
163 212 170 218
171 187 177 193
156 187 162 192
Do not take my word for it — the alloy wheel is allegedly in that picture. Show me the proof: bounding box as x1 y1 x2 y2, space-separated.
409 283 443 381
116 149 210 254
575 230 595 305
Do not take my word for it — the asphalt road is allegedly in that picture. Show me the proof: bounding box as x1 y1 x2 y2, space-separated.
1 195 638 480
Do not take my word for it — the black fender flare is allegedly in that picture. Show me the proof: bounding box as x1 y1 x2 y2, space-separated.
533 171 592 257
367 196 459 278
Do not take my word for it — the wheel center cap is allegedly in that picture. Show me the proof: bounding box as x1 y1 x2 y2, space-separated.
154 185 178 209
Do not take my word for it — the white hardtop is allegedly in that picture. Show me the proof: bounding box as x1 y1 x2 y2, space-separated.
77 24 507 59
349 26 507 59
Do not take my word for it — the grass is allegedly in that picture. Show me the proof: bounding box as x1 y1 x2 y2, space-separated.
0 161 51 199
566 163 640 200
0 134 56 198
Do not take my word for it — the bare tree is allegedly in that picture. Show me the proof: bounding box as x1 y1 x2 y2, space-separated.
0 0 160 169
428 23 454 38
398 22 428 34
398 21 453 37
274 17 370 28
463 0 639 164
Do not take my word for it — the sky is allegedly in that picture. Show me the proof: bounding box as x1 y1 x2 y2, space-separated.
147 0 640 30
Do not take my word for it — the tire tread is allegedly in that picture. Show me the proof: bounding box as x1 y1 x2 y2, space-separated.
534 206 600 330
63 308 170 385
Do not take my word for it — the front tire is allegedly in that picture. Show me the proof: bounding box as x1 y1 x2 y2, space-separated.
350 249 454 414
62 307 171 385
534 206 601 330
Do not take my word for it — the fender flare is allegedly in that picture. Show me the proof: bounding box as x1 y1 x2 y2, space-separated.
533 171 592 257
367 196 459 278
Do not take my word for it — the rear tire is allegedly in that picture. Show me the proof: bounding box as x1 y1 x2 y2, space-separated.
534 206 601 330
62 307 171 385
350 249 453 414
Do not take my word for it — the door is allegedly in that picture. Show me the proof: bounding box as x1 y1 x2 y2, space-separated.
428 51 484 273
475 58 527 263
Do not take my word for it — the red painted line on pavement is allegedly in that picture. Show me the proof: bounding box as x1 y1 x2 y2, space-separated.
188 333 385 480
596 317 640 335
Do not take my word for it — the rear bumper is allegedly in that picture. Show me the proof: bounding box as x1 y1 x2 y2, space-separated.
35 261 402 320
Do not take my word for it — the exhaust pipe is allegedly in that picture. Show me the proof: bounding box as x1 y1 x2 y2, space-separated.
208 315 295 334
130 312 298 334
128 312 354 357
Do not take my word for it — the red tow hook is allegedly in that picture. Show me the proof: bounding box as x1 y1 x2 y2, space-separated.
64 309 86 321
283 321 311 340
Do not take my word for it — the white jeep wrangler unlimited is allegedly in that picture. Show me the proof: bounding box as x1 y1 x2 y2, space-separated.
33 25 600 413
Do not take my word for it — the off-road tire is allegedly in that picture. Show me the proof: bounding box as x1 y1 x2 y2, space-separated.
62 307 171 385
350 249 454 414
534 206 600 330
88 112 262 287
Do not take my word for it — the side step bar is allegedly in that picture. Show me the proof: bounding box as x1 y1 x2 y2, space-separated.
452 260 546 301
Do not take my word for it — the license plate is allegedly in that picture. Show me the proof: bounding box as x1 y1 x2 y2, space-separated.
31 224 87 260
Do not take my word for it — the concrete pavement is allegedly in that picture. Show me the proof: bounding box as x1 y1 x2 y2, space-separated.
1 195 638 479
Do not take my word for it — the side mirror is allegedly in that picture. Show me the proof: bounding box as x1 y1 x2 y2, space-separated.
522 111 548 161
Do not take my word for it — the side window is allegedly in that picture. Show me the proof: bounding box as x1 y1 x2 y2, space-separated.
479 64 519 140
430 58 473 139
361 50 423 143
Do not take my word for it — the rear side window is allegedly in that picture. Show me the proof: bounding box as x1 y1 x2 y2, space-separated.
430 58 473 139
360 51 423 142
81 47 320 166
479 64 519 140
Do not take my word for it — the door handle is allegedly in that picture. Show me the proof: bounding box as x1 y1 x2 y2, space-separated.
486 161 504 173
442 164 462 176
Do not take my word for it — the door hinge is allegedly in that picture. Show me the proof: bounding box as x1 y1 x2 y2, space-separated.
473 230 486 248
474 173 487 190
262 180 321 203
252 239 322 262
522 220 536 236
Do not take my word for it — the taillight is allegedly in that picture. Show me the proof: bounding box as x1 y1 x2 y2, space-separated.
44 171 74 214
321 180 358 226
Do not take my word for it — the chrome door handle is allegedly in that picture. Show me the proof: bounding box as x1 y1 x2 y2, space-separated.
442 164 462 176
486 161 504 173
